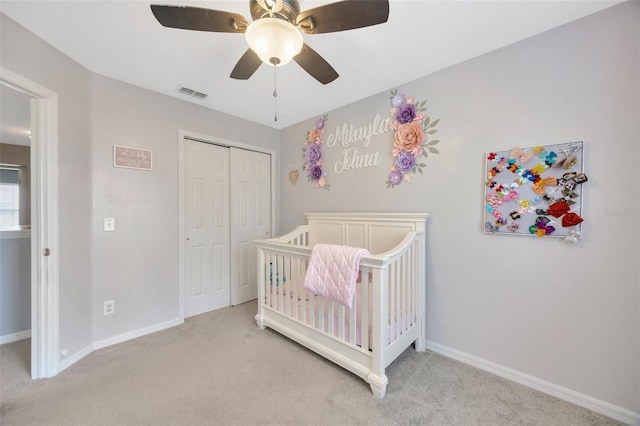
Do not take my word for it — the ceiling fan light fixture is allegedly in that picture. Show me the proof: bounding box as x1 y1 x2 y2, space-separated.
245 17 303 66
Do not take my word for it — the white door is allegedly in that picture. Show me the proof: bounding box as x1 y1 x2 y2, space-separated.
230 148 271 305
183 140 230 317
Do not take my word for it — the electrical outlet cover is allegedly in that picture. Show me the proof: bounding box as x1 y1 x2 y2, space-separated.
104 218 115 232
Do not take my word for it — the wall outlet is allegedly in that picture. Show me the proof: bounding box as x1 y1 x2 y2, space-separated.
104 300 115 315
103 217 115 232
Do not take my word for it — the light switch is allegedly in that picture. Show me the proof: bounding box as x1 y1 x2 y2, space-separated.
104 217 115 232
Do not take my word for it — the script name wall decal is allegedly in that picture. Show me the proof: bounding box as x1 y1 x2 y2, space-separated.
325 114 392 175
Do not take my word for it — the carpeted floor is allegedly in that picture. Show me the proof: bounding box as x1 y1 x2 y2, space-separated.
0 301 623 425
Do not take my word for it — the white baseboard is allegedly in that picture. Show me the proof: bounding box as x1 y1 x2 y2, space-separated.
426 340 639 425
0 330 31 345
57 318 183 374
92 318 183 351
58 344 94 373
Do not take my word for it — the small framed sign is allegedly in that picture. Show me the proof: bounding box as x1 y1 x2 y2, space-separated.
113 145 152 171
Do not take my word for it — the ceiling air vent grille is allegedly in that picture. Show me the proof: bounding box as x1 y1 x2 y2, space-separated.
178 86 208 100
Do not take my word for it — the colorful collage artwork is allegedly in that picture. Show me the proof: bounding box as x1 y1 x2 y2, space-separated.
484 141 587 240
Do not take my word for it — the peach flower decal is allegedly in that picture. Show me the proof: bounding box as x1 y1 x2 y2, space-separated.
393 122 424 155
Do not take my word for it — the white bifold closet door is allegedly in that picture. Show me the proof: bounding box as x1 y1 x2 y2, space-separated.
183 140 271 318
229 148 271 306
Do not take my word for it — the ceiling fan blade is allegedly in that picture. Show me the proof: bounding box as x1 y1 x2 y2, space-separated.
230 49 263 80
293 44 339 85
151 5 248 33
296 0 389 34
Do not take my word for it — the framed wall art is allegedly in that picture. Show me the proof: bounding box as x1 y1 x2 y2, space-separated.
484 141 587 240
113 145 152 171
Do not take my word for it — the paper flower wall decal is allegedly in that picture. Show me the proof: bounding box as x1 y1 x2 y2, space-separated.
303 114 329 190
386 90 440 188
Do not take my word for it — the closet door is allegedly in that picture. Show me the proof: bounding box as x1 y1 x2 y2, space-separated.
183 140 230 317
230 148 271 305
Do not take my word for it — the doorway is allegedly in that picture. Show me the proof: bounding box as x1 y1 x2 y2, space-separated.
0 85 32 347
179 131 275 319
1 67 59 379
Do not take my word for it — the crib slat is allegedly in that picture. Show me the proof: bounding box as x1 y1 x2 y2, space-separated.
291 257 298 320
411 241 424 324
413 244 417 325
396 257 401 340
412 240 417 325
349 283 356 345
328 301 334 336
278 255 284 313
400 253 405 335
361 271 369 351
308 261 314 327
298 259 307 324
389 262 396 342
402 252 408 333
266 254 272 308
337 303 344 340
285 256 291 317
393 257 398 340
318 294 324 331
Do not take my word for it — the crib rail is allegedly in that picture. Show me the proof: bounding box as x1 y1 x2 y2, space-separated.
268 225 310 246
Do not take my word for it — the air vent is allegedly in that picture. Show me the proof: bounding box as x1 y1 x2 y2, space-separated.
177 86 208 100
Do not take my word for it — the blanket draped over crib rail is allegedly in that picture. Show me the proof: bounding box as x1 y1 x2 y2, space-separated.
303 244 369 309
255 212 428 398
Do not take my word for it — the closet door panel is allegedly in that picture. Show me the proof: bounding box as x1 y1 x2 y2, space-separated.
183 140 230 317
230 148 271 305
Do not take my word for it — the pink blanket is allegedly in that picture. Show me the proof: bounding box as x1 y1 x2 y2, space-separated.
303 244 369 309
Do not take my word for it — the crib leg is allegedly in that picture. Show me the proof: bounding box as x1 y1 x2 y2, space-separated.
414 320 426 352
367 373 388 399
255 314 265 330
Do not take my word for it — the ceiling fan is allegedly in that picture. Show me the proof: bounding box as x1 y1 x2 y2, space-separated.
151 0 390 85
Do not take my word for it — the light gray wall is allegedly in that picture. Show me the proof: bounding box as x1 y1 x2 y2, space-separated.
280 1 639 413
1 13 94 357
0 237 30 336
89 74 280 342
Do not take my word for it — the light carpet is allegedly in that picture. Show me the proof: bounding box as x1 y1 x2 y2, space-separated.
0 301 622 425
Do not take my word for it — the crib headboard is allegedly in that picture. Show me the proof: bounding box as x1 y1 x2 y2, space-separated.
305 212 428 255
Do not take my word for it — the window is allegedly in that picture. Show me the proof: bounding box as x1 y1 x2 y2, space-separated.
0 167 21 229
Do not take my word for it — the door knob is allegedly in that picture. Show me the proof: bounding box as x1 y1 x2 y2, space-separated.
43 248 51 256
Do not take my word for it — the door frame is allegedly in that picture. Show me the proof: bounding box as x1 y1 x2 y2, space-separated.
178 129 276 320
1 67 59 379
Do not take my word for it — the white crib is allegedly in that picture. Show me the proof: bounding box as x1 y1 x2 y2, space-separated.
255 212 428 398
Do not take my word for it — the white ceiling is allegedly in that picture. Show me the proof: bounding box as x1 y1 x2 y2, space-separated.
0 0 622 130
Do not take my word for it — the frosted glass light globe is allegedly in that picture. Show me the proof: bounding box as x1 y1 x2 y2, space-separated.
246 18 303 66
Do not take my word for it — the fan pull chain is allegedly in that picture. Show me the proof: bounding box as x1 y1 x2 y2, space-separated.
273 62 278 122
